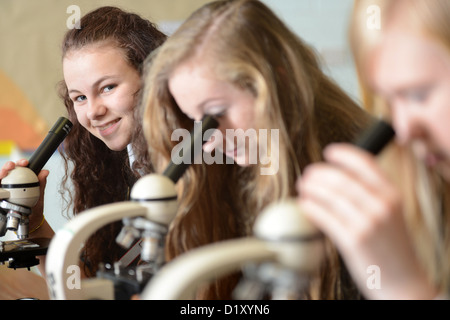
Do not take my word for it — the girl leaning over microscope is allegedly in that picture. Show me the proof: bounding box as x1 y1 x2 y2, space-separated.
297 0 450 299
137 0 374 299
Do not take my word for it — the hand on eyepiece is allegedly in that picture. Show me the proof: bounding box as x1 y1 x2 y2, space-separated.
296 143 438 299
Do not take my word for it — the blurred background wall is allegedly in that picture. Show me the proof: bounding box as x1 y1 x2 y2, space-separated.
0 0 358 235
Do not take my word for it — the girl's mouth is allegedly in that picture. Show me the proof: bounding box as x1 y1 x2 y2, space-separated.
225 147 238 158
98 118 121 135
424 152 446 168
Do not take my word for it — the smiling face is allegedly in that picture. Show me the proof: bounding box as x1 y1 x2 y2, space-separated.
63 42 141 151
369 31 450 181
168 59 257 166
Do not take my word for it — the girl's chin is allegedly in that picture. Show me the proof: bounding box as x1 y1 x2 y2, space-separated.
234 155 252 167
103 140 129 152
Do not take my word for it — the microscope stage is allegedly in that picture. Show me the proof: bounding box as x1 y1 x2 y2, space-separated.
0 238 50 270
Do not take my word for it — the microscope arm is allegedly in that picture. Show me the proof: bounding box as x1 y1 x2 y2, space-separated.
141 237 275 300
46 202 147 300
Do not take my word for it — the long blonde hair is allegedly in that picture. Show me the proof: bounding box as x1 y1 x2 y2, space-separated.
351 0 450 292
141 0 372 299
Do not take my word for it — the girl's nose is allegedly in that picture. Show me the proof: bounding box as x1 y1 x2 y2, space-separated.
391 105 425 145
87 98 107 120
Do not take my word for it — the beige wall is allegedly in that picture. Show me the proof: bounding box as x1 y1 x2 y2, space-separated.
0 0 210 149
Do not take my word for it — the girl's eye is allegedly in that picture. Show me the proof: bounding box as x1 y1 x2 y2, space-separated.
408 91 427 103
103 85 116 93
405 86 432 104
75 95 87 103
207 107 226 119
214 110 226 118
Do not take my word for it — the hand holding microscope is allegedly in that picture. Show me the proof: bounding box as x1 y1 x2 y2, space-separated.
0 117 73 270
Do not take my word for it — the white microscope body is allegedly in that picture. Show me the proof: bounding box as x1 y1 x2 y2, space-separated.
140 200 324 300
46 193 325 300
45 174 178 300
0 167 40 239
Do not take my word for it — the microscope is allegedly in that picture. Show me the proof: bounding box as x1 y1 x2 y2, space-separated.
141 199 325 300
140 119 396 300
45 116 219 300
0 117 73 270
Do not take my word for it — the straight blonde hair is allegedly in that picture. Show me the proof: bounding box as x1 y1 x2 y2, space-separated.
350 0 450 292
141 0 373 299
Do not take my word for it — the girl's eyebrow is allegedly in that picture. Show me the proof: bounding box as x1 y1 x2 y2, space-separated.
68 75 119 95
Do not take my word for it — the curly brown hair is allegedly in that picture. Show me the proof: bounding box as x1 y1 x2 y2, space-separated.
58 6 166 276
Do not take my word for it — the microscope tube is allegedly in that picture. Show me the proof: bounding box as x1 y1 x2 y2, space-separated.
17 218 29 240
6 211 21 231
